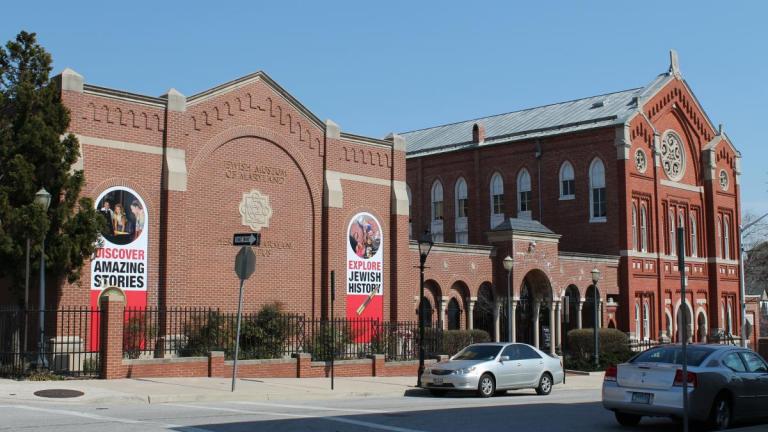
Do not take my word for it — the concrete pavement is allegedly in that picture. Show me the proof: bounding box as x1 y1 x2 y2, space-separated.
0 373 605 405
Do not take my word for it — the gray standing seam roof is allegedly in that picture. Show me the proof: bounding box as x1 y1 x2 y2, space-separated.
492 218 555 235
401 74 671 157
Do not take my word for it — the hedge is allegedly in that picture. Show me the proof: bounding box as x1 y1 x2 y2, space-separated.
565 328 633 371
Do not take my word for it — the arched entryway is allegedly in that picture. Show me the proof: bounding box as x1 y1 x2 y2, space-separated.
473 283 495 337
515 270 553 351
422 280 442 327
447 298 461 330
583 285 599 329
696 309 708 343
675 302 693 343
419 296 434 328
564 285 580 332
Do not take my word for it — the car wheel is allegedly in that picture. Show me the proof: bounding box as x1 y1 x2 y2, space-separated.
708 395 732 431
477 373 495 398
429 389 447 397
614 412 642 426
535 372 553 396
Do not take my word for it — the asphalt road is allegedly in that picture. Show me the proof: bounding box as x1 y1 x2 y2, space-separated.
0 387 761 432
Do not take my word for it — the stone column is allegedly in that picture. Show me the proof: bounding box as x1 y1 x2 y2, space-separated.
549 301 556 355
440 296 450 330
577 300 584 329
467 297 477 330
493 300 501 342
511 300 518 343
533 300 541 349
555 301 562 352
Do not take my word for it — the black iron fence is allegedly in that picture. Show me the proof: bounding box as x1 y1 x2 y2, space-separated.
122 308 471 362
0 307 101 378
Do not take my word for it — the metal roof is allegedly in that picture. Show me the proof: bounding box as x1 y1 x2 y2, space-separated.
492 218 555 235
402 74 671 157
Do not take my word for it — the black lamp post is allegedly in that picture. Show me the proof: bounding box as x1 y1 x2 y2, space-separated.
416 230 433 388
34 187 51 369
503 256 513 342
591 267 600 368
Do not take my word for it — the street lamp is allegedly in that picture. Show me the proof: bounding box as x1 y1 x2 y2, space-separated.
34 187 51 369
503 256 514 342
416 230 433 388
591 268 600 368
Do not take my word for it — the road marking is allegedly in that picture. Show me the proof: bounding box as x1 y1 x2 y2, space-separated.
0 404 212 432
168 403 428 432
233 401 386 413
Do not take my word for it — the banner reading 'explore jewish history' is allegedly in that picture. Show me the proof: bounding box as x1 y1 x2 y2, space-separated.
346 212 384 329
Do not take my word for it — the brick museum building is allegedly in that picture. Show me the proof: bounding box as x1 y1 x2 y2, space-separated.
1 51 758 365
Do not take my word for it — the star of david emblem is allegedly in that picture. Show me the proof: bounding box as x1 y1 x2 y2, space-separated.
239 189 273 231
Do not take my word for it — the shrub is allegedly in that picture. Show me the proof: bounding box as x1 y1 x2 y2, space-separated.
305 322 352 361
565 328 633 371
442 329 491 356
237 303 294 360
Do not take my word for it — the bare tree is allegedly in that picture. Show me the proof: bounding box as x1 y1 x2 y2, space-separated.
742 211 768 252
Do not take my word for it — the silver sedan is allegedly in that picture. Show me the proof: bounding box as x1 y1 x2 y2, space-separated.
420 342 565 398
602 344 768 430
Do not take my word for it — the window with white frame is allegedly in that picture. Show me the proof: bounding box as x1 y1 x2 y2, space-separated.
517 168 532 218
690 213 698 257
726 300 733 335
589 158 606 221
643 302 650 341
634 302 641 340
454 177 468 244
490 172 505 228
669 210 676 256
678 211 686 256
640 205 648 253
723 216 731 260
430 180 444 243
631 204 638 251
559 161 575 199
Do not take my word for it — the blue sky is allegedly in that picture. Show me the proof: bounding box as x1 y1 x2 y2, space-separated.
3 1 766 216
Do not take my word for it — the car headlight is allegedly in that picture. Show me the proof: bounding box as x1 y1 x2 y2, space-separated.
454 367 476 375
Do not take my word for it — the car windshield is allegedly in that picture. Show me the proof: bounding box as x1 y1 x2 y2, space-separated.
631 346 715 367
452 345 501 361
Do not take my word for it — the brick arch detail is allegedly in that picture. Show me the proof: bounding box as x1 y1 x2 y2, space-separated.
88 178 154 204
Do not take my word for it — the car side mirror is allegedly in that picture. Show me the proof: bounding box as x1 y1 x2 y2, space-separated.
499 355 510 362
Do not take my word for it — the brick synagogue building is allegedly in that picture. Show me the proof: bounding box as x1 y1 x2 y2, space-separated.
0 52 759 378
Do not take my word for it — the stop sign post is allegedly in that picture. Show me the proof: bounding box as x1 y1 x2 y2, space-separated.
232 244 257 392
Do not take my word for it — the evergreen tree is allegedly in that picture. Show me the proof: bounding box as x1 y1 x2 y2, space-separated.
0 31 103 306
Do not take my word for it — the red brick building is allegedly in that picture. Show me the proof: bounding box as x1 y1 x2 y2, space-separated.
404 51 751 349
4 51 752 363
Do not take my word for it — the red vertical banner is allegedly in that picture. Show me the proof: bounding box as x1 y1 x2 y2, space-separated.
346 212 383 342
88 186 149 350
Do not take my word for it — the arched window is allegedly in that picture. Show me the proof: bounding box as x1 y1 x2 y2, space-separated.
490 172 505 228
430 180 444 243
406 184 413 240
634 302 641 340
589 158 606 221
559 161 575 199
640 205 648 253
447 298 461 330
726 300 733 335
678 210 686 256
631 204 638 251
723 216 731 260
669 210 676 256
717 216 722 258
454 178 468 244
517 168 532 217
690 213 698 257
642 302 650 341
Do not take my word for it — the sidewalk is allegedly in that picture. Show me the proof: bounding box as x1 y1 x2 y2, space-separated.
0 373 603 405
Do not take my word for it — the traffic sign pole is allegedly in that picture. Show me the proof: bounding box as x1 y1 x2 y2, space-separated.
232 277 245 392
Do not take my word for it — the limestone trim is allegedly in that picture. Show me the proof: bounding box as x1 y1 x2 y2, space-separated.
75 134 164 155
558 252 620 264
408 241 494 256
163 148 188 191
340 132 392 149
83 84 165 108
323 170 393 209
392 180 409 217
659 179 703 193
59 68 84 93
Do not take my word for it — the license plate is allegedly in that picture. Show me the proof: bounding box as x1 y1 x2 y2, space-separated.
631 392 652 404
433 377 443 385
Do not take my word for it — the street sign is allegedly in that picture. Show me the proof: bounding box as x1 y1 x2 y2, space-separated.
234 246 256 281
233 232 261 247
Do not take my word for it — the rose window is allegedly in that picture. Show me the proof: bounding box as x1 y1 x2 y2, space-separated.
635 149 647 173
719 170 729 191
660 132 685 181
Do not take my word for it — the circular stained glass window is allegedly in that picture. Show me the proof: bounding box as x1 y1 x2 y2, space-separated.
660 131 685 181
635 149 647 174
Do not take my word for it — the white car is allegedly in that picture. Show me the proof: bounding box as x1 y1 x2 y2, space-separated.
420 342 565 398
